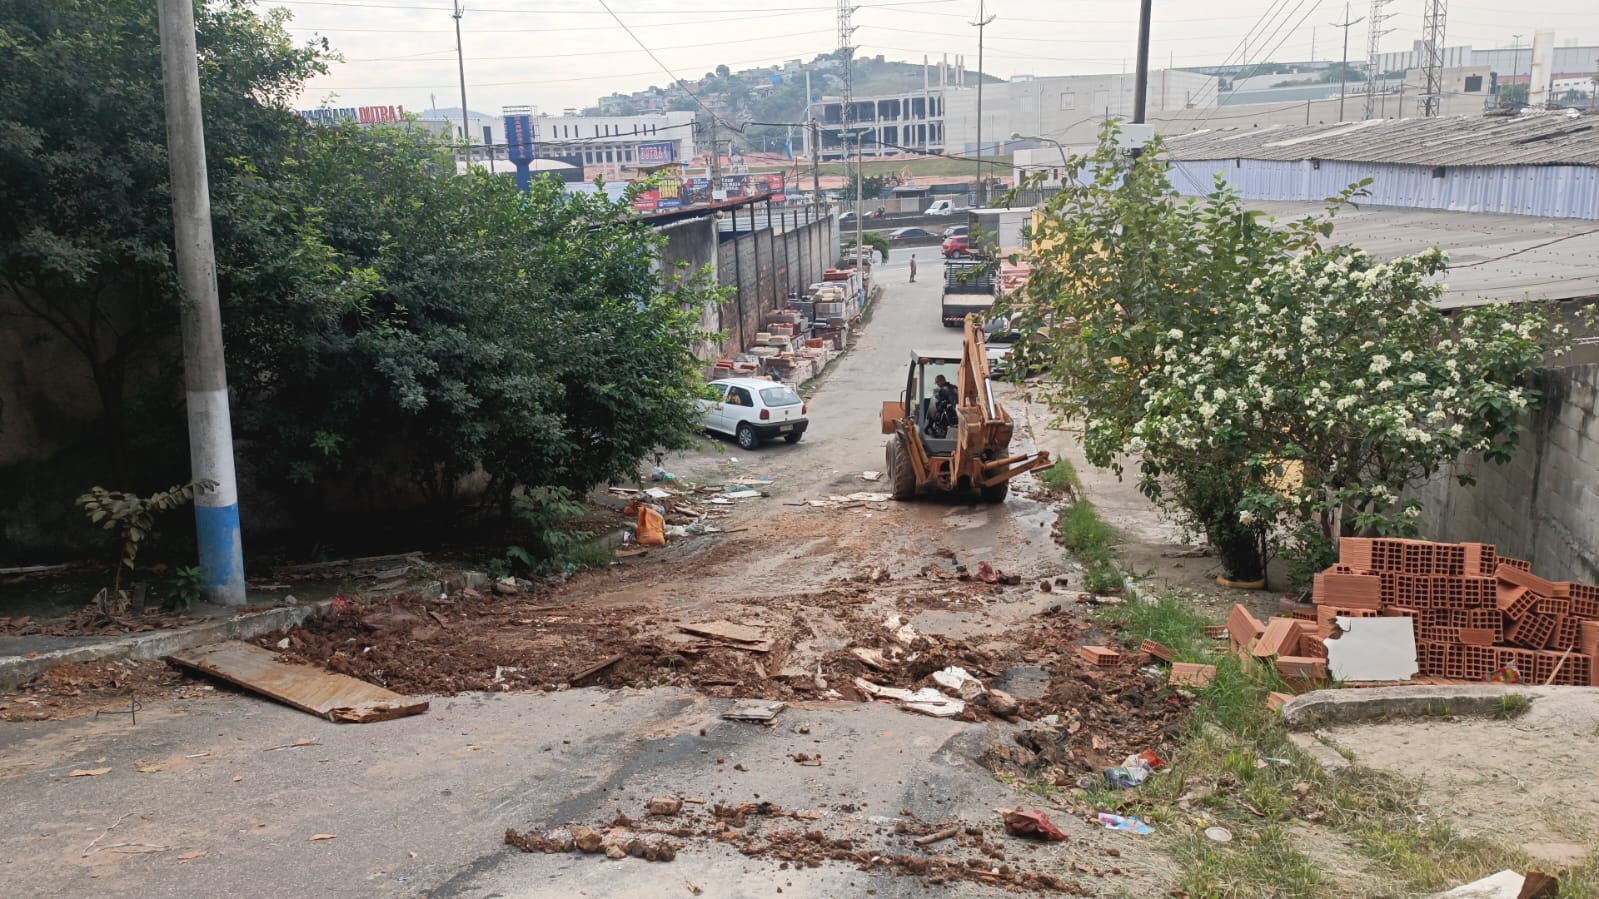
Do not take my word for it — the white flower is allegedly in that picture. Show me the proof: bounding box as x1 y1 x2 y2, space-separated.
1369 355 1391 374
1404 506 1421 518
1168 328 1184 340
1239 510 1257 525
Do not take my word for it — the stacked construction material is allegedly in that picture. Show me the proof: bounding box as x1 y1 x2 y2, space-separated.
1315 538 1599 686
1224 603 1330 684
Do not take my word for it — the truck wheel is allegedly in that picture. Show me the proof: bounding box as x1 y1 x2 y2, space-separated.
889 436 916 500
979 481 1010 504
736 423 759 450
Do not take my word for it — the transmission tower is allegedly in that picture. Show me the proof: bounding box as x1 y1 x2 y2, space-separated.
1420 0 1447 116
1363 0 1394 119
838 0 862 260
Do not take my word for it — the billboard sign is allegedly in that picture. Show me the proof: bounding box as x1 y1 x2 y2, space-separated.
633 189 660 212
504 114 535 162
636 142 676 165
296 105 406 125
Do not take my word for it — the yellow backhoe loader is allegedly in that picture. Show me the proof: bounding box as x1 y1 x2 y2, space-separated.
879 316 1053 502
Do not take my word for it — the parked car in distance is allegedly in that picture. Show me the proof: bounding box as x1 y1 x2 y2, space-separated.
887 227 937 241
839 210 858 224
942 224 969 239
941 234 971 257
699 378 808 450
925 199 956 216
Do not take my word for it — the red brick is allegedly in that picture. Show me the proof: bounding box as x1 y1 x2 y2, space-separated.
1299 634 1328 659
1319 571 1383 609
1538 597 1572 617
1227 604 1266 651
1436 543 1467 577
1570 597 1599 620
1463 542 1497 577
1494 647 1535 681
1581 620 1599 658
1169 662 1216 687
1498 557 1532 571
1290 608 1318 622
1467 608 1505 642
1419 625 1462 643
1275 656 1328 681
1461 644 1498 680
1338 537 1374 571
1459 628 1497 647
1078 645 1123 667
1551 615 1580 650
1266 691 1295 712
1203 625 1228 640
1140 639 1175 663
1496 584 1538 620
1497 563 1560 597
1507 612 1556 650
1253 617 1303 658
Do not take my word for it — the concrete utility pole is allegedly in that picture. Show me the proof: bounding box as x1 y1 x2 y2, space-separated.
1132 0 1152 123
1509 35 1524 108
971 0 995 205
156 0 246 605
453 0 470 159
1330 4 1366 122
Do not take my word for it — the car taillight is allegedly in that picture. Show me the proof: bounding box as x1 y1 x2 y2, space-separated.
801 403 807 414
760 408 770 420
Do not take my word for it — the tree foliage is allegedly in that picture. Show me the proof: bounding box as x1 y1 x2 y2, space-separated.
1010 125 1563 582
223 124 723 512
0 0 329 475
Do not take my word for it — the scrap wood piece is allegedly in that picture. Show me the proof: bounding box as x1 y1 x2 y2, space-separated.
849 646 892 670
913 824 961 846
167 642 428 723
677 621 774 652
569 653 626 684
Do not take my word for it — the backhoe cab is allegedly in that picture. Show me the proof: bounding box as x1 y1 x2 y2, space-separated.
879 316 1053 502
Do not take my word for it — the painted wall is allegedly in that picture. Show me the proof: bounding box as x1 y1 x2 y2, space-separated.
1411 363 1599 583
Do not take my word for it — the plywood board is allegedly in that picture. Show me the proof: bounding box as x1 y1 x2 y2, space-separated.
168 642 428 723
1326 617 1418 683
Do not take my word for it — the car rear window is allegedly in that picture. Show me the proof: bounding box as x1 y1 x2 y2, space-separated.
760 386 802 407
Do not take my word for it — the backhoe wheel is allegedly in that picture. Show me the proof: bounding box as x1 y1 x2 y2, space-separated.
979 480 1010 504
888 436 917 500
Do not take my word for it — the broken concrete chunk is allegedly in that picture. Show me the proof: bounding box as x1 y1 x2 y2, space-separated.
985 688 1020 718
647 797 683 817
723 699 786 722
572 827 604 853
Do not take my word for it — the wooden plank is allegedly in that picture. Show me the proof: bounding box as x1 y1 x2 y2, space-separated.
677 621 773 652
168 642 428 723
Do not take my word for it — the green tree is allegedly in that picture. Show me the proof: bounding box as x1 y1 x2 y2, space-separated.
840 173 888 202
1010 125 1563 584
223 125 724 515
0 0 329 477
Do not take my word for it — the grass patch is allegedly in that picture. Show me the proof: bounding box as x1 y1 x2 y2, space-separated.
1056 496 1121 593
1078 595 1599 897
1037 458 1078 493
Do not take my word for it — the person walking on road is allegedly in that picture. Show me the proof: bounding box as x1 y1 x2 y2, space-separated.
909 254 917 283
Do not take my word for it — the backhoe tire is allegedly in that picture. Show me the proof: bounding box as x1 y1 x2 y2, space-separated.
888 436 917 501
979 481 1010 504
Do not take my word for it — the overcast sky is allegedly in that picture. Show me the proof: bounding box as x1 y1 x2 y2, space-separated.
277 0 1596 116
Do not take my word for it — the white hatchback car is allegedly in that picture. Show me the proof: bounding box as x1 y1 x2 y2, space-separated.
700 378 808 450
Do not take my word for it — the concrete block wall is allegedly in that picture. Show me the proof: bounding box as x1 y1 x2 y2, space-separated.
1411 363 1599 584
713 214 836 358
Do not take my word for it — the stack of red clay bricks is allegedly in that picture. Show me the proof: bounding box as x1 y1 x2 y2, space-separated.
1316 538 1599 686
1224 603 1330 686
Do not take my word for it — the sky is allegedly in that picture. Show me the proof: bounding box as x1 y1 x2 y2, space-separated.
276 0 1598 116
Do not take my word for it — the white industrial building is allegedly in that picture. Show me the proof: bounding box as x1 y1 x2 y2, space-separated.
416 108 697 169
1161 115 1599 220
943 70 1219 154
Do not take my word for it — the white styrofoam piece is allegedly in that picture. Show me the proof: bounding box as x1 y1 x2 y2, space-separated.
1326 616 1418 682
1428 870 1525 898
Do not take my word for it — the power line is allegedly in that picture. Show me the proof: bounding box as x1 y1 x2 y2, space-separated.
271 0 955 13
593 0 736 133
342 29 835 63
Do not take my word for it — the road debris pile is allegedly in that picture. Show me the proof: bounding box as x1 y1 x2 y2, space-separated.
0 607 203 638
0 659 200 721
503 798 1113 894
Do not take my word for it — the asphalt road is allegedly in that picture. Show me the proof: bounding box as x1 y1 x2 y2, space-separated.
0 265 1157 898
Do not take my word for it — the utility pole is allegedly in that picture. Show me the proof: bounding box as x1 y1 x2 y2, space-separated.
1363 0 1393 119
1132 0 1152 123
156 0 246 605
839 0 861 263
1330 4 1365 123
811 120 822 198
709 117 722 191
453 0 470 161
971 0 996 205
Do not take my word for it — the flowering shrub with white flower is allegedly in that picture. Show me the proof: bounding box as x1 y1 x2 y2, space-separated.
1006 125 1565 584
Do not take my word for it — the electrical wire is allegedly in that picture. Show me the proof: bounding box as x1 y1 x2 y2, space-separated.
342 29 835 63
593 0 733 131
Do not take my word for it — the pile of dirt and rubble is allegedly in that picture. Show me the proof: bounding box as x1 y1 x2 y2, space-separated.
0 607 205 638
0 659 203 722
503 797 1119 894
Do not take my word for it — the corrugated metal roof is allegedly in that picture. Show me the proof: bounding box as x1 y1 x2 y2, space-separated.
1162 115 1599 167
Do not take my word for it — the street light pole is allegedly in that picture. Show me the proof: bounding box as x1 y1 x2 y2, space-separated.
971 0 996 206
155 0 247 605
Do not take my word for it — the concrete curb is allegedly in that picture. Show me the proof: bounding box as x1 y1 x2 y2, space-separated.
0 600 333 691
1280 684 1549 730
